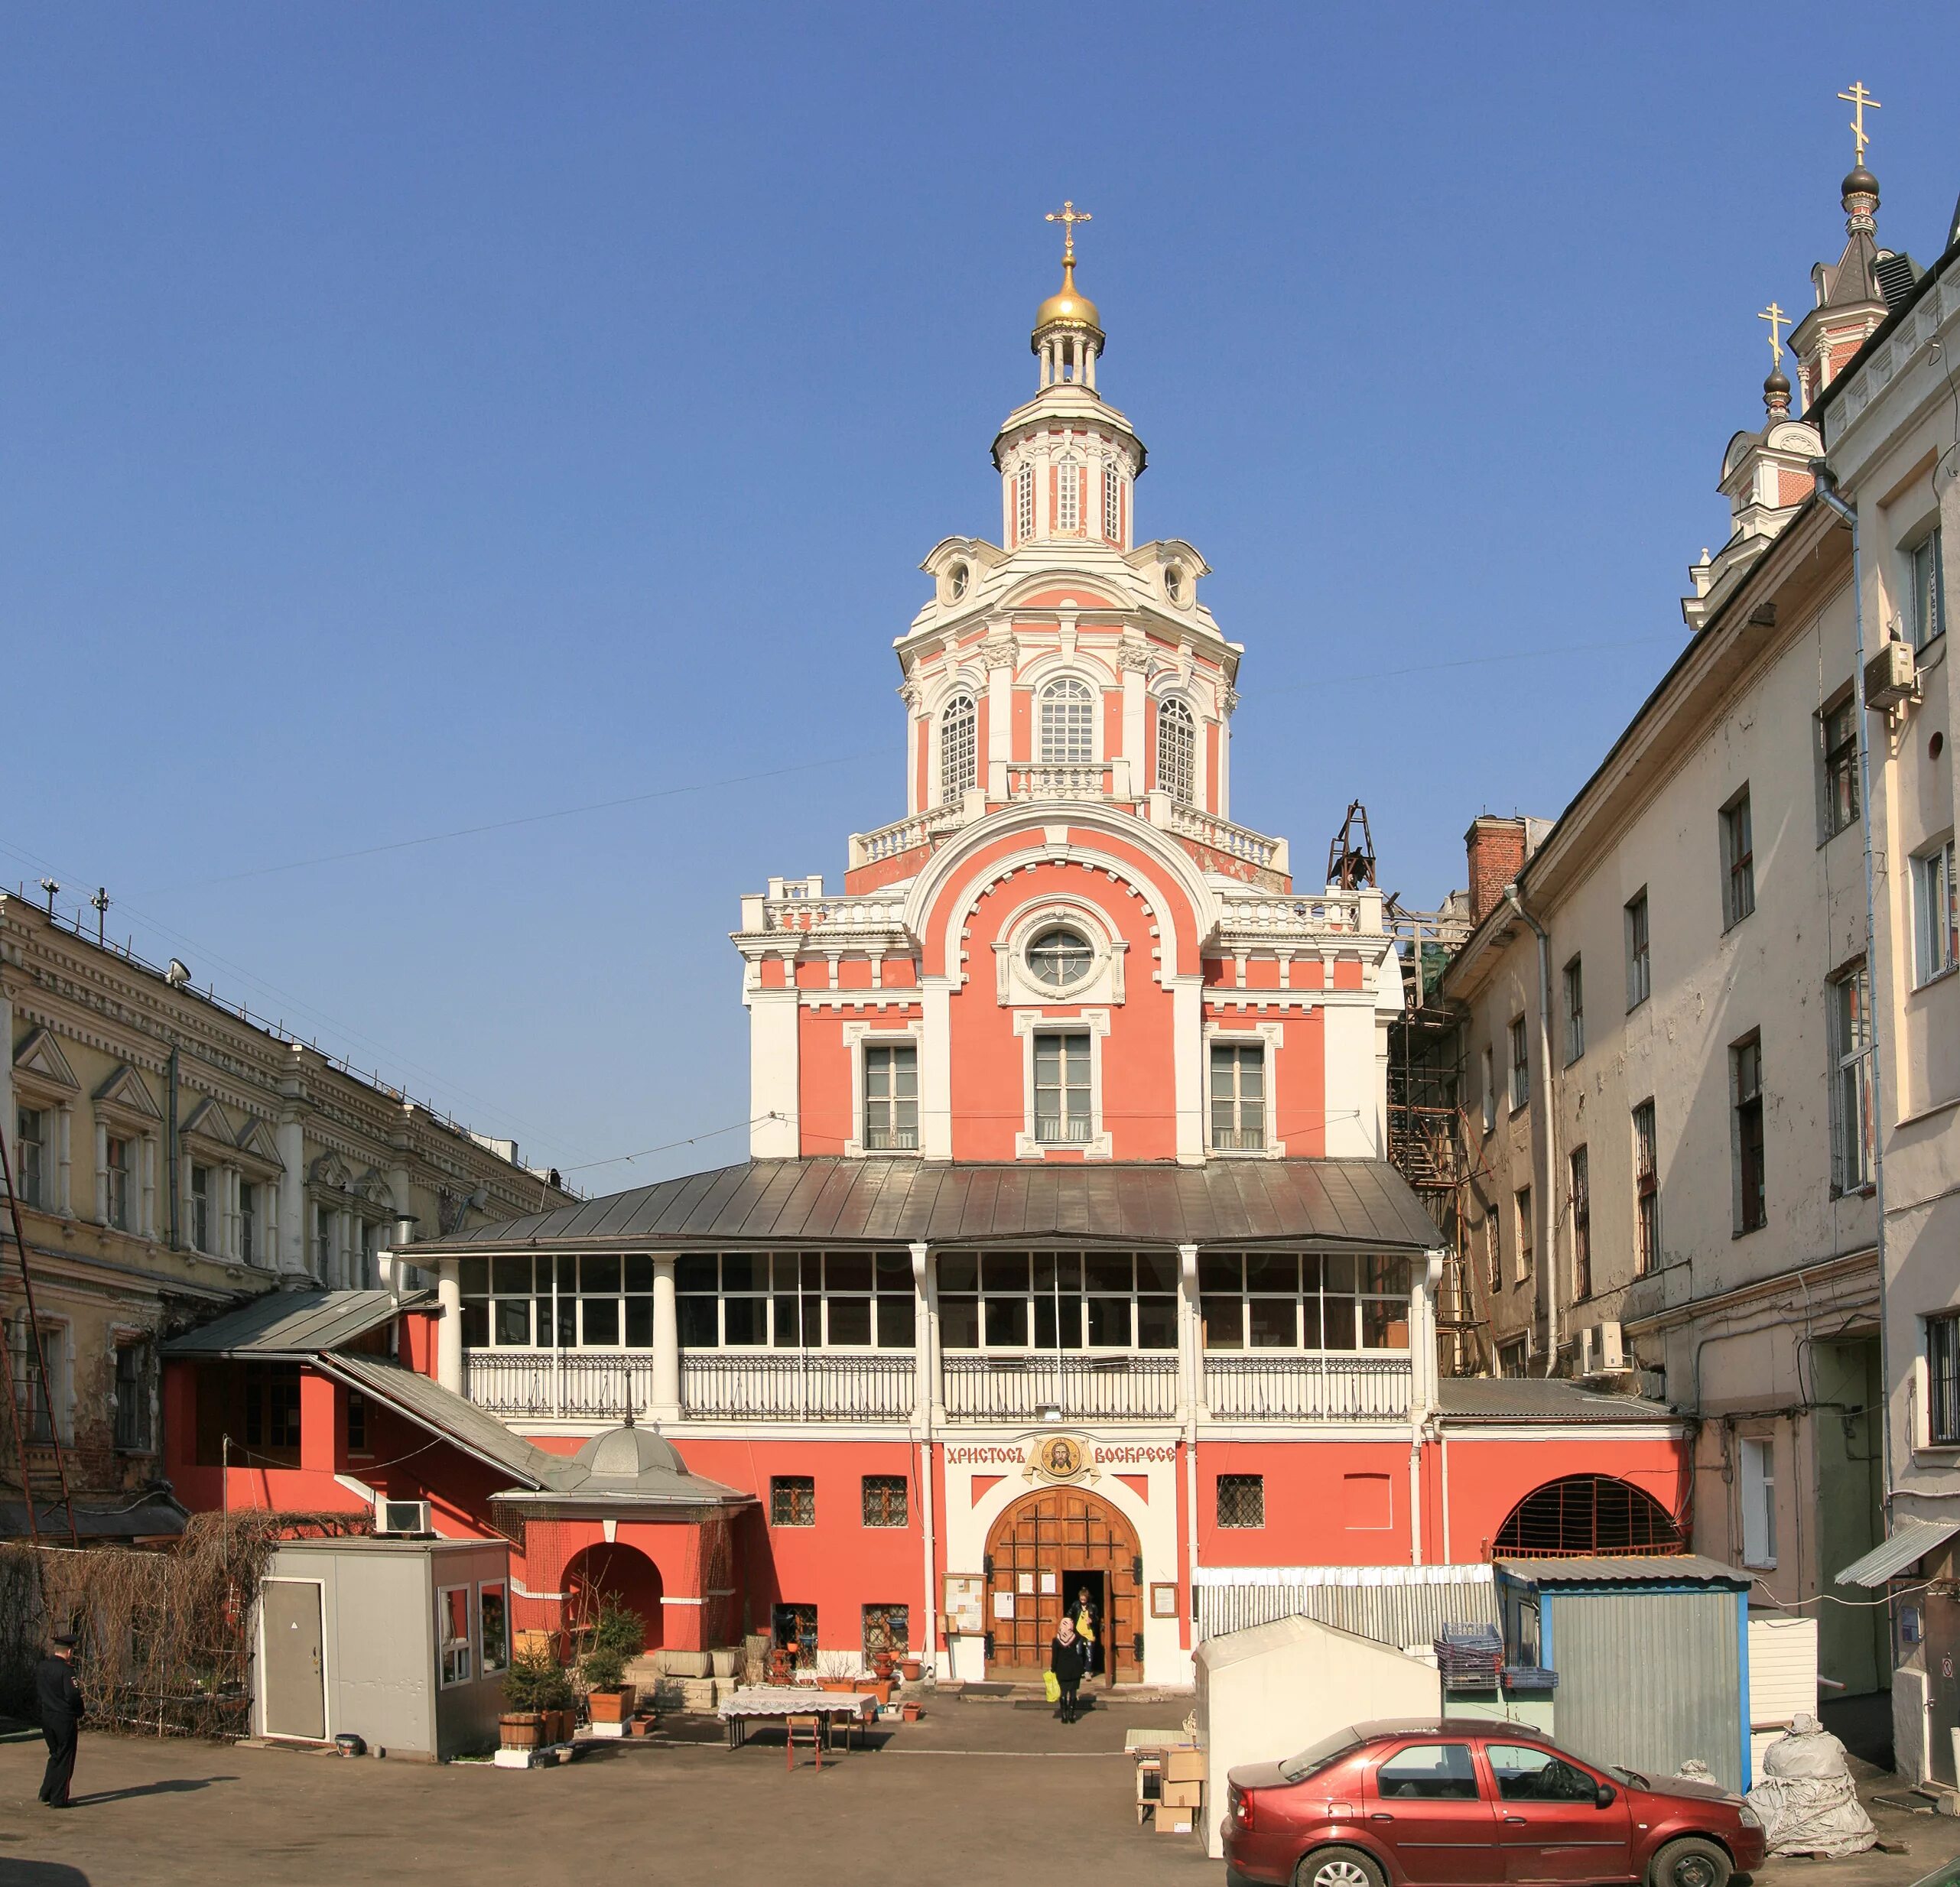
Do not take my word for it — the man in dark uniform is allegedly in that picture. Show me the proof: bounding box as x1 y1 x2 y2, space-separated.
36 1628 84 1808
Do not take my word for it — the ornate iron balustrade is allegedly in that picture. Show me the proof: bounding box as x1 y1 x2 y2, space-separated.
682 1351 917 1421
1202 1352 1412 1421
463 1349 655 1420
941 1353 1180 1421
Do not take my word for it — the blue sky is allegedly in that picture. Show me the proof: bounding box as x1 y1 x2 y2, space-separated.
6 5 1958 1186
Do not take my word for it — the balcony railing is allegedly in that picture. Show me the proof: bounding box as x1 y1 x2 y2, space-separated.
683 1351 917 1421
1202 1353 1412 1421
1165 803 1289 872
464 1349 656 1421
1214 890 1370 937
1006 763 1108 802
847 803 970 869
941 1353 1180 1421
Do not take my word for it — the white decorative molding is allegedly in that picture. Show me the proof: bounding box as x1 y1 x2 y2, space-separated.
840 1017 926 1160
1200 1018 1287 1158
1012 1007 1112 1160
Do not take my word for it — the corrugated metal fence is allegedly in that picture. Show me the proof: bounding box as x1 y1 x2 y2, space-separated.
1194 1565 1499 1647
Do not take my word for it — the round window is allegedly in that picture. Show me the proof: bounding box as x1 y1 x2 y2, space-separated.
948 563 969 601
1026 927 1094 988
1164 565 1185 603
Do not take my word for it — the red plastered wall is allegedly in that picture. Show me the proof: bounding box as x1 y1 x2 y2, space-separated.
1436 1434 1692 1563
1197 1438 1417 1567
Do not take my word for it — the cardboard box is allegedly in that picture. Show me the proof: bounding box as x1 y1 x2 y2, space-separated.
1164 1749 1207 1784
1154 1811 1195 1836
1160 1779 1204 1811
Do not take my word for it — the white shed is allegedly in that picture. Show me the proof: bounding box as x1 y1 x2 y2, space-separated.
1193 1613 1442 1860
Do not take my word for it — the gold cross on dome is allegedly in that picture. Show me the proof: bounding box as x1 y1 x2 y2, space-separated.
1759 301 1789 370
1838 81 1880 164
1045 200 1092 265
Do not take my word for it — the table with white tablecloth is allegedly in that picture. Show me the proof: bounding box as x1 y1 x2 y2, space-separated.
717 1686 875 1749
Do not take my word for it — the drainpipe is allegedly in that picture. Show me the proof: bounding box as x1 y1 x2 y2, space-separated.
1811 463 1895 1518
1503 883 1560 1375
911 1242 940 1674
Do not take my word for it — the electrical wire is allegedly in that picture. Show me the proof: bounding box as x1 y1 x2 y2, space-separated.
562 1114 782 1174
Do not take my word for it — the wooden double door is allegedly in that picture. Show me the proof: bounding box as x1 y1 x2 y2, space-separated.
983 1487 1143 1683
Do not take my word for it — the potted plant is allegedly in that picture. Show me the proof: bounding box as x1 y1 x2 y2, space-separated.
582 1595 645 1725
816 1651 860 1694
501 1643 573 1749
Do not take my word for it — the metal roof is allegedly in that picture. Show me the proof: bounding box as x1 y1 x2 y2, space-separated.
161 1289 434 1358
1195 1563 1498 1648
0 1497 187 1541
1834 1516 1960 1589
423 1157 1445 1254
1497 1555 1751 1590
1436 1378 1679 1425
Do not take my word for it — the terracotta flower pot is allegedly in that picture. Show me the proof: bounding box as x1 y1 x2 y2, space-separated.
900 1702 922 1721
588 1686 635 1725
820 1678 856 1694
899 1659 922 1683
854 1678 894 1706
500 1712 544 1750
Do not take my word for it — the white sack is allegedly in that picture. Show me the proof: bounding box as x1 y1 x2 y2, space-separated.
1744 1714 1875 1858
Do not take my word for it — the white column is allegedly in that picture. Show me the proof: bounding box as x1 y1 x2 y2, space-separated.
56 1106 71 1216
651 1252 681 1421
276 1116 307 1278
140 1134 157 1239
435 1259 464 1395
908 1242 934 1422
1084 340 1096 389
94 1120 109 1223
1176 1242 1204 1420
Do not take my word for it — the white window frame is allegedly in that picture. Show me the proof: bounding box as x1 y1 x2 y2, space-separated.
993 899 1124 1009
1014 1008 1110 1160
1739 1434 1777 1569
1037 675 1097 765
842 1019 925 1159
1480 1046 1495 1133
1202 1022 1286 1157
1720 787 1755 931
112 1332 156 1453
1625 889 1651 1010
11 1030 80 1218
938 692 977 807
1828 960 1874 1196
478 1580 510 1675
1508 1016 1529 1112
9 1311 73 1446
1155 695 1196 802
437 1584 474 1688
1562 956 1584 1064
1913 837 1958 986
15 1103 52 1213
1015 463 1035 543
1055 457 1081 534
1102 462 1122 542
1632 1099 1659 1277
1907 527 1945 651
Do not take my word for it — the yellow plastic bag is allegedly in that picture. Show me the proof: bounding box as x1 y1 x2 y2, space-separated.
1043 1671 1061 1703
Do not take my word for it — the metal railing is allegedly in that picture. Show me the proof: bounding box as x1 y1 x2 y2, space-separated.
1202 1352 1412 1421
941 1353 1180 1421
682 1351 917 1421
463 1349 656 1420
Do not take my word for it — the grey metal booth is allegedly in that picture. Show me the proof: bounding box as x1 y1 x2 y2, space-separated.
1497 1556 1754 1792
255 1535 512 1760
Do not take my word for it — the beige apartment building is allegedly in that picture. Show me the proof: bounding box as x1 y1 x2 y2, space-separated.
2 890 574 1538
1442 152 1952 1705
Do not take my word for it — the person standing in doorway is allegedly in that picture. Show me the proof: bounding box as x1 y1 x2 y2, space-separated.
37 1629 84 1809
1072 1584 1103 1682
1049 1616 1089 1724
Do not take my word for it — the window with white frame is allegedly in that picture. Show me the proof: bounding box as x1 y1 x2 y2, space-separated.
939 693 977 804
1015 464 1034 543
1927 1311 1960 1447
8 1315 63 1444
1480 1047 1495 1133
1038 677 1095 764
190 1164 213 1253
1828 961 1874 1196
1156 697 1195 801
1562 956 1585 1064
1485 1204 1501 1290
1732 1034 1767 1234
479 1582 509 1674
1497 1336 1528 1379
437 1585 473 1687
1913 839 1958 985
1508 1016 1529 1112
1055 459 1081 533
1102 463 1121 541
1739 1435 1776 1568
1026 926 1094 989
1032 1031 1093 1144
103 1133 135 1233
1720 787 1755 930
1820 694 1859 839
863 1042 918 1151
239 1179 258 1265
938 1250 1178 1350
1625 889 1650 1009
16 1106 49 1210
674 1251 915 1349
113 1339 154 1451
460 1253 661 1349
1199 1253 1409 1351
1208 1040 1266 1151
1908 528 1945 651
1514 1187 1533 1280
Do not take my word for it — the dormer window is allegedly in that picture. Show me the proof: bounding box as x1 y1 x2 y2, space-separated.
947 562 969 602
1039 677 1095 764
940 693 977 805
1055 459 1081 534
1164 564 1185 605
1156 697 1195 802
1016 466 1035 544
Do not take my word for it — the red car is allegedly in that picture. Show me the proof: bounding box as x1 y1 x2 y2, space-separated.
1225 1718 1766 1887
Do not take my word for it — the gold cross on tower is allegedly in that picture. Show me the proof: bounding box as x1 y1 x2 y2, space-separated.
1838 81 1880 165
1759 301 1789 371
1045 200 1092 265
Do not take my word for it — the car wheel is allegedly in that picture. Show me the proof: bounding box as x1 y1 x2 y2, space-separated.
1295 1846 1388 1887
1648 1837 1732 1887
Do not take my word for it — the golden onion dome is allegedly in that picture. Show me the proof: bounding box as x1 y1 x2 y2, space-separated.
1033 258 1102 338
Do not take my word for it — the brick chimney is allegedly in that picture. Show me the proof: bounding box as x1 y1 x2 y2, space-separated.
1464 817 1528 927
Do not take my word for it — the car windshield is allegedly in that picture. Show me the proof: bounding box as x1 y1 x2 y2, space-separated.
1279 1728 1364 1784
1497 1737 1645 1791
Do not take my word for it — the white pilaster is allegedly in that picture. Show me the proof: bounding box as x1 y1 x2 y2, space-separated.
1171 976 1204 1163
908 1242 934 1422
1122 663 1146 775
920 979 954 1159
277 1116 307 1279
651 1252 681 1421
1176 1242 1203 1420
746 986 801 1157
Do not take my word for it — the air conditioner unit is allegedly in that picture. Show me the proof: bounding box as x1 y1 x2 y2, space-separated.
1578 1322 1627 1376
374 1498 431 1537
1864 638 1919 712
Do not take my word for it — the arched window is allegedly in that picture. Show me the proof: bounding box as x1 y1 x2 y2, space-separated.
1156 697 1195 801
1493 1475 1684 1557
1039 677 1095 765
939 693 977 805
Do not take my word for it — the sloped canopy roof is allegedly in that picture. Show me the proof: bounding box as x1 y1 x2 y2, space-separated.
422 1158 1445 1254
1834 1516 1960 1589
162 1289 433 1359
1498 1555 1750 1590
1435 1379 1679 1425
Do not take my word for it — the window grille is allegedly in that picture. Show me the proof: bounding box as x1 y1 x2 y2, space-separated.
772 1603 818 1668
1033 1032 1093 1143
1055 460 1081 532
1038 677 1095 764
863 1603 910 1655
1508 1018 1529 1111
104 1135 133 1232
1562 957 1585 1064
863 1043 919 1151
1515 1187 1533 1278
939 693 977 804
190 1164 212 1253
1929 1313 1960 1447
862 1475 908 1527
1208 1041 1266 1150
1216 1474 1265 1528
1493 1474 1683 1556
1156 697 1195 801
771 1476 816 1526
16 1108 47 1210
113 1340 153 1451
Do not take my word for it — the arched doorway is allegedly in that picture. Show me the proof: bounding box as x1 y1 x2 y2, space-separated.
563 1542 664 1652
1494 1475 1683 1557
983 1486 1143 1684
